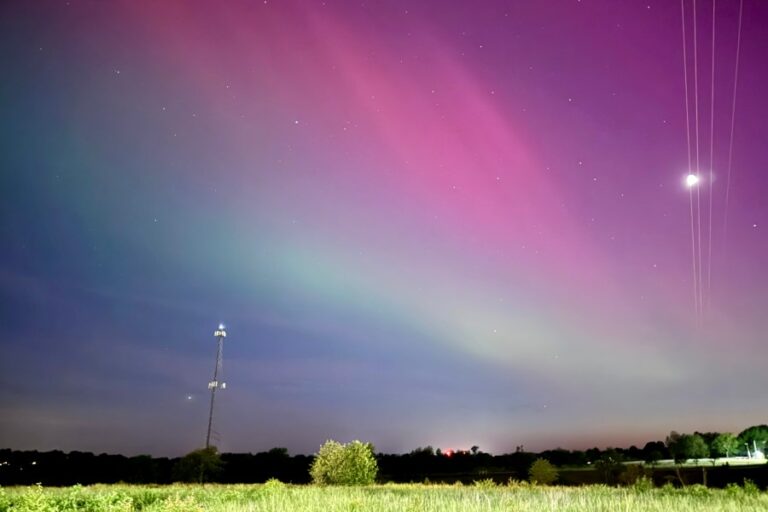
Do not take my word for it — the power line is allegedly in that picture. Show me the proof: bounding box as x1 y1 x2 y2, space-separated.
723 0 744 242
706 0 716 313
681 0 700 317
692 0 704 316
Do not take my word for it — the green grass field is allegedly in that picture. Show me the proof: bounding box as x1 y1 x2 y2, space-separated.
2 481 766 512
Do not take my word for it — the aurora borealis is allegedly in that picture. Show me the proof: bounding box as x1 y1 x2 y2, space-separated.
1 0 767 457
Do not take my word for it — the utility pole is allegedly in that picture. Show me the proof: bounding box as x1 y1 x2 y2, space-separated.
205 324 227 449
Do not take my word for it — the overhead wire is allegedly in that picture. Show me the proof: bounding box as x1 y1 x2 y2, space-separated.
723 0 744 243
681 0 700 318
706 0 716 312
692 0 704 317
682 0 744 321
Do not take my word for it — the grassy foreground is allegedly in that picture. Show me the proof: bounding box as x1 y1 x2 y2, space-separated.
1 481 767 512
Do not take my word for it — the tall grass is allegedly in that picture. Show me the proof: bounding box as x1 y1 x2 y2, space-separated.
1 481 766 511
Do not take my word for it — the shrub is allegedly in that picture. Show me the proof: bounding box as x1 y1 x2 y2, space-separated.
619 464 650 486
0 488 9 512
262 478 287 493
310 440 378 485
724 478 760 498
507 478 531 489
146 494 203 512
682 484 711 498
473 478 496 489
659 482 676 495
528 458 558 485
12 484 57 512
264 477 285 487
742 479 760 496
632 476 655 493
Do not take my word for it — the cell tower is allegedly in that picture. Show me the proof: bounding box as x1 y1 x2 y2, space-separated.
205 324 227 449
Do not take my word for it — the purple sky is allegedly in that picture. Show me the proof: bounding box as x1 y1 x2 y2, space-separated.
1 0 767 456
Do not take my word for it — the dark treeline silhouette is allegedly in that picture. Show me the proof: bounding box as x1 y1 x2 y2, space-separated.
1 425 766 487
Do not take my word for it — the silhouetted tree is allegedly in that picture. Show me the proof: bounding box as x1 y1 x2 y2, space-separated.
172 447 223 483
688 434 709 461
594 450 624 485
666 431 686 463
642 441 667 465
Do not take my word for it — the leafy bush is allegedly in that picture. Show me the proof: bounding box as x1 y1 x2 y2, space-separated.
742 478 760 496
263 478 287 493
659 482 677 495
146 494 203 512
472 478 496 489
742 479 761 496
724 478 760 499
310 440 378 485
528 458 558 485
261 478 288 496
507 478 530 489
682 484 711 498
10 484 57 512
632 476 655 493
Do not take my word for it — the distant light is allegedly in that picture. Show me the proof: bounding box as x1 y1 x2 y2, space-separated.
686 174 700 187
187 395 193 400
444 449 454 457
218 323 225 330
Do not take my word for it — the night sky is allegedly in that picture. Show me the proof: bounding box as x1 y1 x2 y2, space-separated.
1 1 767 457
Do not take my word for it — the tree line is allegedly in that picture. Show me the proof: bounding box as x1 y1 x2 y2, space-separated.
1 424 765 486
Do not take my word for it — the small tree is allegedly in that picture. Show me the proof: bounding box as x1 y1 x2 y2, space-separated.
310 440 378 485
712 433 739 459
687 434 710 463
172 447 223 483
528 458 558 485
310 440 344 485
738 425 768 455
666 431 685 463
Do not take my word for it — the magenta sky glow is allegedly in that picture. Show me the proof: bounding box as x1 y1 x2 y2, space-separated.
1 0 767 456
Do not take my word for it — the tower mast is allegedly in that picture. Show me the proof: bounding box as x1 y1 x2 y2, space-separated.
205 324 227 449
